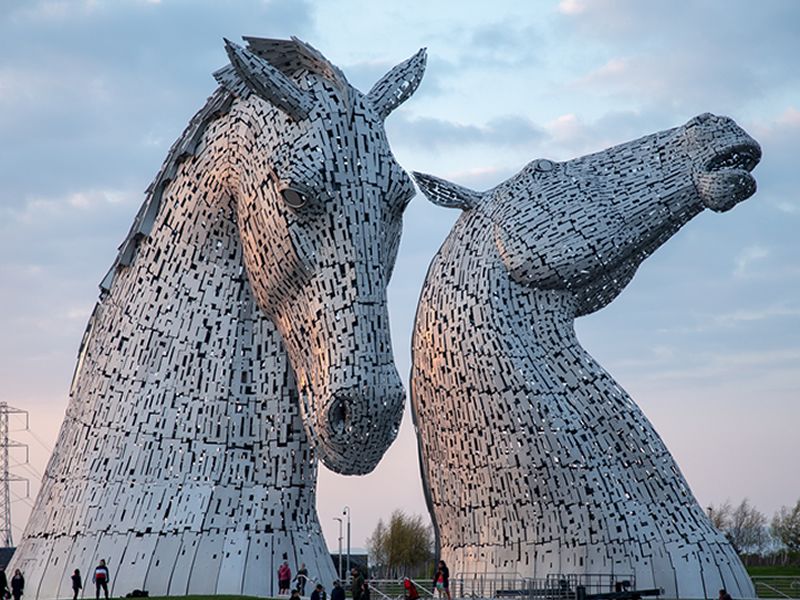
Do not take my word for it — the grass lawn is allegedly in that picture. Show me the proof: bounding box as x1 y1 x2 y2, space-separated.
747 565 800 577
131 596 276 600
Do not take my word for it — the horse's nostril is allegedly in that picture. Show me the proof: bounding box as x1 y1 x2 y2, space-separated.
328 396 350 435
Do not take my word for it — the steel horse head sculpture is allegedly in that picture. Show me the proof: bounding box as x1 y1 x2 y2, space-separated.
411 114 760 599
13 37 425 599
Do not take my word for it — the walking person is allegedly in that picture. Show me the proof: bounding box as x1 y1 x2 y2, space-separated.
350 569 363 600
0 567 9 600
331 580 344 600
93 560 110 600
433 560 450 600
10 570 24 600
71 569 83 600
277 561 292 595
294 563 309 596
361 579 371 600
310 583 326 600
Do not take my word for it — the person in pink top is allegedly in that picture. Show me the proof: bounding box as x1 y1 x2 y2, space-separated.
277 561 291 595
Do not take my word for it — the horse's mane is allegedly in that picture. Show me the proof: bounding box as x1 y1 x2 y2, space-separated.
99 37 348 293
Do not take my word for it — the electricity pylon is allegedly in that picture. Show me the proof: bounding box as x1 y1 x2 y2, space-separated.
0 402 30 547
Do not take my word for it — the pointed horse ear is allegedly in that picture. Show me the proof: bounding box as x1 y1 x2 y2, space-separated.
367 49 427 119
223 38 313 121
412 172 482 210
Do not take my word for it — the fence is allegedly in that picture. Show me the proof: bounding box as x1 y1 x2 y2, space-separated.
752 577 800 599
450 573 636 600
371 574 800 600
369 573 636 600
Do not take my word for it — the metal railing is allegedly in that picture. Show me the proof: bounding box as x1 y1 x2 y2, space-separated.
446 572 636 600
363 573 800 600
368 578 437 600
752 576 800 599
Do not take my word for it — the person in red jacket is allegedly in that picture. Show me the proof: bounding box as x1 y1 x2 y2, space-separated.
403 578 420 600
277 561 292 595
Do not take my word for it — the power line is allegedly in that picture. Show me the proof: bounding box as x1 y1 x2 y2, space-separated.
14 417 53 454
10 489 33 509
11 460 43 481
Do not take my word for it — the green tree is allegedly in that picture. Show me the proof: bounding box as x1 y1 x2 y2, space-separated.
772 499 800 553
366 510 434 579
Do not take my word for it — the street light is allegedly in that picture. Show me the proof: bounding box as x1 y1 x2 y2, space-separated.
343 506 351 583
334 517 344 581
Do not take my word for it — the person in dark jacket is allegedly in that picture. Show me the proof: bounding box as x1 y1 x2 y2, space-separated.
330 580 345 600
350 569 364 600
361 580 370 600
294 564 309 596
310 583 326 600
433 560 450 600
0 567 9 600
10 570 23 600
71 569 83 600
93 560 110 600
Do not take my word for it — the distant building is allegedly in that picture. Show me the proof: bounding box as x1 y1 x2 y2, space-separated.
0 548 15 570
330 552 369 579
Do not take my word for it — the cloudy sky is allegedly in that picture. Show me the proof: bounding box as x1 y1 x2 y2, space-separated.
1 0 798 552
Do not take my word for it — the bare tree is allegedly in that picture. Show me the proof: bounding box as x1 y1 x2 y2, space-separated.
367 510 434 579
728 499 768 554
708 499 768 555
708 501 733 531
772 499 800 553
368 518 389 571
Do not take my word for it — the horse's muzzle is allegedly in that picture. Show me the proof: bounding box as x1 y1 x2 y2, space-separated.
316 370 406 475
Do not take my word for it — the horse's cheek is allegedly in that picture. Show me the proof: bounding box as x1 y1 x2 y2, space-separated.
238 206 296 306
493 221 563 289
288 224 318 277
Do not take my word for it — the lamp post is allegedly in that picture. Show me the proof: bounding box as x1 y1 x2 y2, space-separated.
343 506 351 583
334 517 344 581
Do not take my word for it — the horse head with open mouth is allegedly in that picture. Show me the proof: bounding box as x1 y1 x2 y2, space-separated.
411 113 760 598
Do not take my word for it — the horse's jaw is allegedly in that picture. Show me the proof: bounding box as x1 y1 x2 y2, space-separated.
296 368 406 475
269 295 406 475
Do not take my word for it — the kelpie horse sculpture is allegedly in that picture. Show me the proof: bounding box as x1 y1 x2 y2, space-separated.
13 37 425 599
411 113 760 599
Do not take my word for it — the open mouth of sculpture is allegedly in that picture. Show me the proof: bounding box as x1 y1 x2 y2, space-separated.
697 141 761 212
705 142 761 174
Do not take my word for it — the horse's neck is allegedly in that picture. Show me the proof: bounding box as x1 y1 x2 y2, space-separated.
429 211 699 486
24 99 324 547
418 209 706 525
64 116 308 480
87 126 258 391
427 212 588 381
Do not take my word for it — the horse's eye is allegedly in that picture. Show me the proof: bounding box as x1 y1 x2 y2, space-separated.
281 188 308 209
